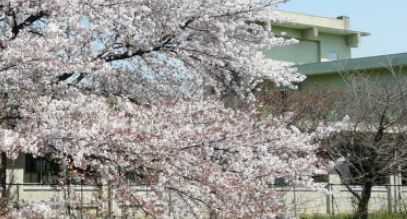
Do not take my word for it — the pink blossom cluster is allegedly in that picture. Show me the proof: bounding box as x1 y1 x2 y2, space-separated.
0 0 336 218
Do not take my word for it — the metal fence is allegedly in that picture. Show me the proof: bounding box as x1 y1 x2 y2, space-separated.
1 182 109 218
278 183 407 218
3 183 407 218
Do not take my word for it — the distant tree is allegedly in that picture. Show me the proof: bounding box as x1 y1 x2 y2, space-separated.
321 74 407 219
261 71 407 219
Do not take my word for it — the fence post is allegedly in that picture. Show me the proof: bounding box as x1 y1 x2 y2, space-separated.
80 183 83 219
327 174 341 215
293 184 298 218
108 183 113 216
99 180 110 216
392 173 403 213
168 189 172 218
388 174 402 213
326 183 332 214
387 177 393 213
107 183 119 217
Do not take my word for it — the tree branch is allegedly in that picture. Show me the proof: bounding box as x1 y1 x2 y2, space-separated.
0 64 16 72
334 167 361 201
102 34 174 62
10 11 49 40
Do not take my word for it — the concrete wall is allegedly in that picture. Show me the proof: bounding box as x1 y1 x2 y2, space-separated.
9 177 407 217
278 174 405 216
319 33 351 62
265 26 352 64
5 155 407 217
5 154 24 200
264 39 320 64
281 187 329 215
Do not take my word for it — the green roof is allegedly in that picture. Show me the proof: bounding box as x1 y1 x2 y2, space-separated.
297 53 407 76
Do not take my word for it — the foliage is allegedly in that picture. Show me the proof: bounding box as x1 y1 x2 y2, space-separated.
272 73 407 219
0 0 340 218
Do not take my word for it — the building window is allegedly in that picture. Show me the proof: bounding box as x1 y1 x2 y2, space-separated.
328 52 339 61
273 177 288 187
24 154 59 185
337 163 389 186
312 174 329 183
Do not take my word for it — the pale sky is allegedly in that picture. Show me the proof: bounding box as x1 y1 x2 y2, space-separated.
278 0 407 58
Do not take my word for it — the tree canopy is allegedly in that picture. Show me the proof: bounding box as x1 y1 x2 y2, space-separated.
0 0 338 218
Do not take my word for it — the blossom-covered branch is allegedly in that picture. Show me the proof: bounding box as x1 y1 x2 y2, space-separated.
0 0 331 218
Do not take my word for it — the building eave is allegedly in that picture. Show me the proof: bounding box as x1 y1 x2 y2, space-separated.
271 22 370 37
296 53 407 76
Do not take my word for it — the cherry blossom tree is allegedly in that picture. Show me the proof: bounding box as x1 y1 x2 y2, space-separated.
0 0 338 218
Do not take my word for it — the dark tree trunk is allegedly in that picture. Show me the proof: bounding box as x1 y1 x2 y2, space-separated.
355 180 373 219
0 153 6 197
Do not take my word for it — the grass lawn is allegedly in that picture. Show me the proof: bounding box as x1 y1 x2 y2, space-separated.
300 212 407 219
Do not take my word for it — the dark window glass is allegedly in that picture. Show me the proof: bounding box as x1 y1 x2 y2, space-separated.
338 164 389 186
24 154 59 185
312 174 329 183
273 177 288 187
